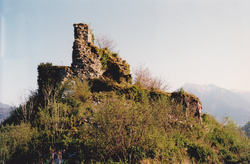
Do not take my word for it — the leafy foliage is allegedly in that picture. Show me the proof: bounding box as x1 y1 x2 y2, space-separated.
98 48 132 84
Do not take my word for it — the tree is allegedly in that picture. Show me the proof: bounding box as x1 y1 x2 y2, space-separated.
95 34 117 52
133 64 170 91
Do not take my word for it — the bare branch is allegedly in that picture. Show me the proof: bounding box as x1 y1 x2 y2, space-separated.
133 64 170 91
95 34 117 52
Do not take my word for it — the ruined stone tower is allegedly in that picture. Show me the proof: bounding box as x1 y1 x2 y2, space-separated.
71 23 103 79
38 23 132 95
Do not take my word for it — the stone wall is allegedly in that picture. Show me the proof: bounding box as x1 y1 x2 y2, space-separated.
37 63 73 98
71 23 103 79
73 23 93 44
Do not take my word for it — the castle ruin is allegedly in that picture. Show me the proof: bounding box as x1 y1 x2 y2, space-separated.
38 23 132 94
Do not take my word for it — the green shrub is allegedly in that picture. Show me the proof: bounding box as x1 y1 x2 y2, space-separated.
187 143 217 163
0 123 38 163
128 85 148 102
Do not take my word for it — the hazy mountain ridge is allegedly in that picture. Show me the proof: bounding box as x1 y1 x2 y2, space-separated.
182 83 250 126
0 102 12 123
231 89 250 103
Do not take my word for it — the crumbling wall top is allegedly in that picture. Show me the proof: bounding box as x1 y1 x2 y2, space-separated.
73 23 93 44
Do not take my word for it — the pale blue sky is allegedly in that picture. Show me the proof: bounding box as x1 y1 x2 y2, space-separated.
1 0 250 106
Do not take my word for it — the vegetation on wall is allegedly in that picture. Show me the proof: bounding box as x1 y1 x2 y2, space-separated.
37 63 72 103
97 48 131 84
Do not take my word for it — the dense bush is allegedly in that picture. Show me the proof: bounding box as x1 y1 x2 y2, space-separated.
0 123 39 163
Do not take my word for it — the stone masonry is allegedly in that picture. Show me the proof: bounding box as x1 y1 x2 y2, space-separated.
71 23 103 79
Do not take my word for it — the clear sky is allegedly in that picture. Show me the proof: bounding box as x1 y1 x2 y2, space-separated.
1 0 250 106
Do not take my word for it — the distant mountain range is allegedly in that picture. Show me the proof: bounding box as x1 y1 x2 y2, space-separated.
0 102 12 123
182 83 250 126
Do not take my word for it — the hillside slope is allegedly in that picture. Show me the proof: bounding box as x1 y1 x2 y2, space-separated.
0 79 249 163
